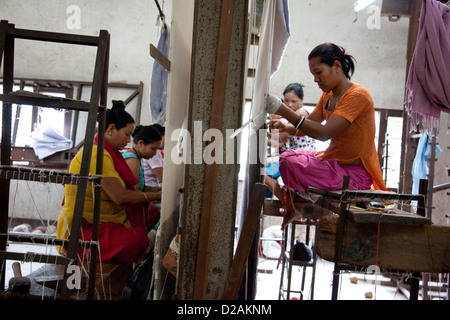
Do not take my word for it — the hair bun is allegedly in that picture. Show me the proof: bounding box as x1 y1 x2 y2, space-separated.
132 125 144 138
112 100 126 111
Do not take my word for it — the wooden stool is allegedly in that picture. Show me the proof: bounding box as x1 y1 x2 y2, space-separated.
262 196 324 300
278 220 318 300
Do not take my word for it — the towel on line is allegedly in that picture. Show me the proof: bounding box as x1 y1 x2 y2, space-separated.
405 0 450 135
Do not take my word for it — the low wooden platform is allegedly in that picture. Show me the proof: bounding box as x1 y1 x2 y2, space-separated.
263 193 332 221
263 190 449 274
316 213 450 273
348 206 431 226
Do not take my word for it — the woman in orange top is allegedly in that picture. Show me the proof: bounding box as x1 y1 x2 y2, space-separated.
267 43 387 227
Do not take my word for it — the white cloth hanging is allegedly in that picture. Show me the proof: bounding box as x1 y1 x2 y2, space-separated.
30 125 73 159
252 0 290 131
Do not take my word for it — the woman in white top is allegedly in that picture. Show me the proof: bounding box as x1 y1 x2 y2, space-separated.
142 124 165 187
269 83 315 153
265 83 316 198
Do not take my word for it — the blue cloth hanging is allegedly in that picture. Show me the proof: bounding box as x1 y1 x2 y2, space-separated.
411 133 443 194
150 27 170 124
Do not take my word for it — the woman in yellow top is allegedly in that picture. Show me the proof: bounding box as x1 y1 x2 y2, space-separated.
267 43 387 227
57 101 161 264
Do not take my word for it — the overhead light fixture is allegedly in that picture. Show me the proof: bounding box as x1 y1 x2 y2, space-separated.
354 0 377 12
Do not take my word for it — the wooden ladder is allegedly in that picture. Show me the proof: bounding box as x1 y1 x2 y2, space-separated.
0 20 110 300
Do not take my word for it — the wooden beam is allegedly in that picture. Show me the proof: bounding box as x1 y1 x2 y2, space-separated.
150 43 171 71
7 24 100 46
135 82 144 125
0 92 91 111
263 199 330 220
222 183 266 300
316 214 450 273
381 0 412 17
400 0 422 194
0 20 14 292
193 0 236 300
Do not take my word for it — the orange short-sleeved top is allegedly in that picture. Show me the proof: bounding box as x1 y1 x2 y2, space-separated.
56 144 131 242
313 83 387 191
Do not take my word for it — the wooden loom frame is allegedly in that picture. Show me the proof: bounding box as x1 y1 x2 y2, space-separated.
0 20 109 300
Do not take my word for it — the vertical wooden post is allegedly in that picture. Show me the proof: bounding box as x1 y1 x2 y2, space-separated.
178 0 247 300
222 183 266 300
400 0 422 194
331 175 350 300
193 0 236 300
86 30 110 301
60 29 110 300
410 179 428 300
0 20 14 292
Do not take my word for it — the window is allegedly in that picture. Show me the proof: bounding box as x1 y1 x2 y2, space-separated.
384 116 403 189
0 83 71 148
376 109 404 191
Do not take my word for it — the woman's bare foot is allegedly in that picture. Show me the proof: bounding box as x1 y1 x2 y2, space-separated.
270 185 301 228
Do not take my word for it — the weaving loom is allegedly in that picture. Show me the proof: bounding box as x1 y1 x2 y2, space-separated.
0 20 110 300
263 175 450 300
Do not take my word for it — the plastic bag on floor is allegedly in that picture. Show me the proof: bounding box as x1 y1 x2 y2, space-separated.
261 226 282 259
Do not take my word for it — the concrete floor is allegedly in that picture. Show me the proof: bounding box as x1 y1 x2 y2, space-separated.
255 257 409 301
4 243 447 301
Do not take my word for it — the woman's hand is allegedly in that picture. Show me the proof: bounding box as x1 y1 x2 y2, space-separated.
146 191 162 202
146 186 162 193
268 119 297 136
265 94 283 114
102 177 161 206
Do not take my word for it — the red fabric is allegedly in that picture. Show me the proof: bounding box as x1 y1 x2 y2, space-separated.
78 205 160 264
95 135 138 189
126 204 161 232
78 136 160 264
79 219 148 264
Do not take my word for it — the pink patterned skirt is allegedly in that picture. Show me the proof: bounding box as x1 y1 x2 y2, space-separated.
279 150 373 192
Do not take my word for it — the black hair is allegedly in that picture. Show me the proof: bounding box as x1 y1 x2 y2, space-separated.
283 83 305 100
105 100 135 131
308 43 356 79
151 123 165 136
132 125 162 145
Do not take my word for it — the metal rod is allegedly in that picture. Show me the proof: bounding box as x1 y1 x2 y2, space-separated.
229 109 265 139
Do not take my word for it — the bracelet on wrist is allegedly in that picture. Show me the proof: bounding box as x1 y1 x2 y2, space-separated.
294 115 302 128
141 192 149 202
296 115 305 129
